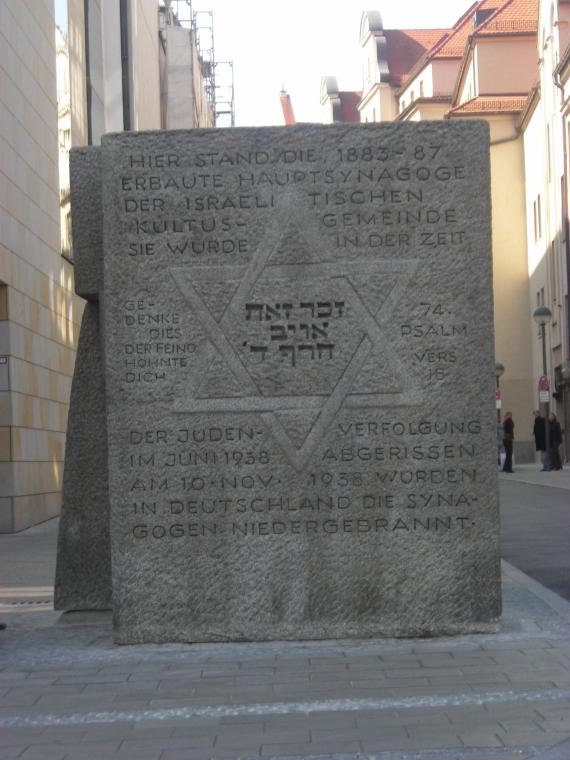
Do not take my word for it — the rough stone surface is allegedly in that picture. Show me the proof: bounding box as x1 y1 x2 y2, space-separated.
54 301 111 610
69 147 103 300
100 123 500 644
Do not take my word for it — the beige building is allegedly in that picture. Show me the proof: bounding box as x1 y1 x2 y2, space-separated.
1 0 226 532
0 0 81 532
522 0 570 461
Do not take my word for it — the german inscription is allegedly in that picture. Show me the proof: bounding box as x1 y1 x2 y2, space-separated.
101 124 500 644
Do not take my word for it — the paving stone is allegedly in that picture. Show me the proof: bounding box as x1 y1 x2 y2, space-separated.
121 736 216 752
0 691 41 707
498 718 547 733
311 725 408 742
19 747 67 760
60 740 123 755
148 696 229 708
262 713 358 729
0 748 27 759
160 752 226 760
500 730 560 746
63 749 122 760
358 711 451 728
56 674 129 684
80 724 140 740
458 729 505 747
214 724 265 739
41 726 87 740
261 739 361 754
361 734 462 751
535 703 570 719
0 728 46 747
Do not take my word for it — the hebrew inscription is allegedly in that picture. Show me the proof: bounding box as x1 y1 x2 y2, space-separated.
100 123 500 644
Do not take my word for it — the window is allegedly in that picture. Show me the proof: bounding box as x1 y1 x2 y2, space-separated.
0 284 7 321
533 194 542 241
546 125 552 183
551 241 560 306
419 81 424 97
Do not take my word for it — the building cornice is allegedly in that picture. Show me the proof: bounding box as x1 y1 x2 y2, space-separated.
518 85 541 131
554 42 570 84
396 95 453 121
451 36 475 107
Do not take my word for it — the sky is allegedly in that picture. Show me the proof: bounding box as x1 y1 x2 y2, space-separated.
189 0 472 126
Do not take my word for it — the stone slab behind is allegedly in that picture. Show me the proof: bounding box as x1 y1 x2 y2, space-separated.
54 301 111 610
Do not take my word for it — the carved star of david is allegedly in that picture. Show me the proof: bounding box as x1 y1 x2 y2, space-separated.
171 211 420 470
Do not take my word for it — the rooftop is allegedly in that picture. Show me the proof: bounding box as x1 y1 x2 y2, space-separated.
447 94 528 115
475 0 538 35
382 28 448 85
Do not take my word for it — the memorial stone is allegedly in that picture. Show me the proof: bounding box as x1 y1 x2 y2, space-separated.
100 123 500 644
55 301 111 610
55 147 111 610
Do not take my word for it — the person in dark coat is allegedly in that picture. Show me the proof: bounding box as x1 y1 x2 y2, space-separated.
532 410 547 470
547 413 563 471
502 411 514 473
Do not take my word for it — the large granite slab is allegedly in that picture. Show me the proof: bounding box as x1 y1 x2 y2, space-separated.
69 147 103 300
100 123 500 644
54 301 111 610
55 146 110 611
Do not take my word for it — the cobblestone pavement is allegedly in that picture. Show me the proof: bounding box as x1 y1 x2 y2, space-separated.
1 542 570 760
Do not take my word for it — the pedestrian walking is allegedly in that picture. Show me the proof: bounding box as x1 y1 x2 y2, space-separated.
547 413 563 471
502 411 514 473
532 410 548 470
496 419 504 467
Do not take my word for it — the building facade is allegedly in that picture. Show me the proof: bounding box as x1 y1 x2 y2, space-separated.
1 0 219 532
0 0 81 531
523 0 570 460
323 1 557 462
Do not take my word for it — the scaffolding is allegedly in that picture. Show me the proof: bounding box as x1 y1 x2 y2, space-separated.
163 0 235 127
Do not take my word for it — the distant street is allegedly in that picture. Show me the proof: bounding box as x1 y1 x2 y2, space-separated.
500 475 570 601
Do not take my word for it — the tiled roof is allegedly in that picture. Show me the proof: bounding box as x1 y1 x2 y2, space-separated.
448 95 528 114
434 0 501 57
397 1 500 93
383 28 449 84
475 0 538 35
398 0 537 96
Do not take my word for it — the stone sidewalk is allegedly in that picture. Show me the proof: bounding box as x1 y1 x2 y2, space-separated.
1 563 570 758
499 463 570 491
1 519 570 759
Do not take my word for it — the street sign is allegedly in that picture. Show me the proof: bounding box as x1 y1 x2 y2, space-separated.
538 375 550 391
495 388 501 400
496 399 502 409
539 390 550 402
